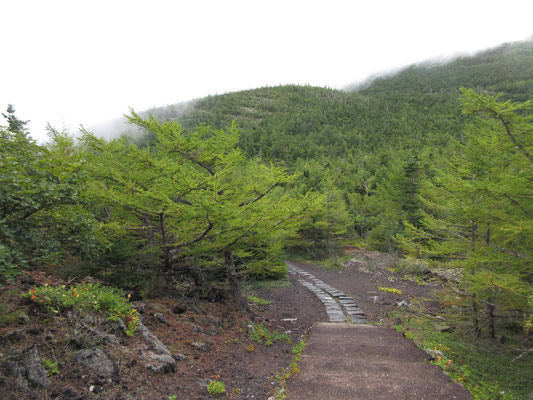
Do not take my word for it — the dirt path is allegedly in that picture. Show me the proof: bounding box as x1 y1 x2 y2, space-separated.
0 252 472 400
283 261 472 400
286 261 367 323
288 322 471 400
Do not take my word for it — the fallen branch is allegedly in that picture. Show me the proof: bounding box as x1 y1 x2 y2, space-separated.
510 348 533 364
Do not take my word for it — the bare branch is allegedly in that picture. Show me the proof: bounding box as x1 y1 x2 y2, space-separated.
224 214 264 249
489 110 533 163
173 196 193 206
510 348 533 364
501 194 531 217
170 148 215 176
239 182 280 207
171 221 214 250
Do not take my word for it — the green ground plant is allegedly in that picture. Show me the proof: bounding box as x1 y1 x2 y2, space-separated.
245 294 272 306
0 289 27 326
318 255 350 270
395 316 533 399
245 277 291 291
207 379 226 396
388 258 431 286
285 250 350 271
378 287 403 295
42 358 59 377
24 283 139 335
270 338 307 400
248 322 289 346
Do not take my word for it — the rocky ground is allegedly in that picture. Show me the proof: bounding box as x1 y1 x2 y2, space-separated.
0 248 451 400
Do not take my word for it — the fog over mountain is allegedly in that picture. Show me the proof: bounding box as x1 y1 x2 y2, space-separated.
2 1 532 142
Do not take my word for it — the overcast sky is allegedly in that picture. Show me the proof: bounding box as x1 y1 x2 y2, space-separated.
2 0 533 142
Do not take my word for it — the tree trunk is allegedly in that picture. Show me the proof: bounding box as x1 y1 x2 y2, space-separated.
472 296 480 339
485 225 496 340
469 220 480 339
486 300 496 340
171 263 210 294
224 249 241 300
141 214 154 247
159 213 171 270
326 186 332 256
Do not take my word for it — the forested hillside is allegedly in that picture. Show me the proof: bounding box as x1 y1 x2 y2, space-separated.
128 40 533 249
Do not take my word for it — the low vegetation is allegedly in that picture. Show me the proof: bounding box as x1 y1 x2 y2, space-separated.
248 321 290 346
207 378 226 396
395 316 533 399
378 286 403 295
245 294 272 306
269 338 307 400
24 283 139 335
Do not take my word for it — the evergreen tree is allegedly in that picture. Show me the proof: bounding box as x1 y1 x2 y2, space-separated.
396 89 533 338
0 123 104 282
82 113 320 299
2 104 29 134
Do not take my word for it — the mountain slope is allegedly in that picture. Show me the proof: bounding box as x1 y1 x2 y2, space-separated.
99 39 533 244
129 41 530 164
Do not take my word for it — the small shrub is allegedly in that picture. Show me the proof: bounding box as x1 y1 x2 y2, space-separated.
292 340 306 356
0 309 28 326
207 379 225 396
248 322 289 346
24 283 139 335
42 358 59 377
383 252 400 270
378 286 402 295
397 258 430 276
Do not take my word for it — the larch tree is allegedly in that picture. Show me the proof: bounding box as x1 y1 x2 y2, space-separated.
82 112 321 300
396 89 532 339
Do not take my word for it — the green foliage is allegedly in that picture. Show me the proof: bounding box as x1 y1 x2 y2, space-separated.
0 118 106 282
82 112 320 297
207 379 225 396
291 339 306 356
248 321 289 346
245 263 287 280
271 338 307 400
396 89 533 337
2 104 29 133
0 309 27 326
116 40 533 255
245 294 271 306
24 283 139 335
396 317 533 399
318 254 351 270
378 286 403 295
393 258 431 277
42 358 59 377
245 277 291 291
291 174 350 256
